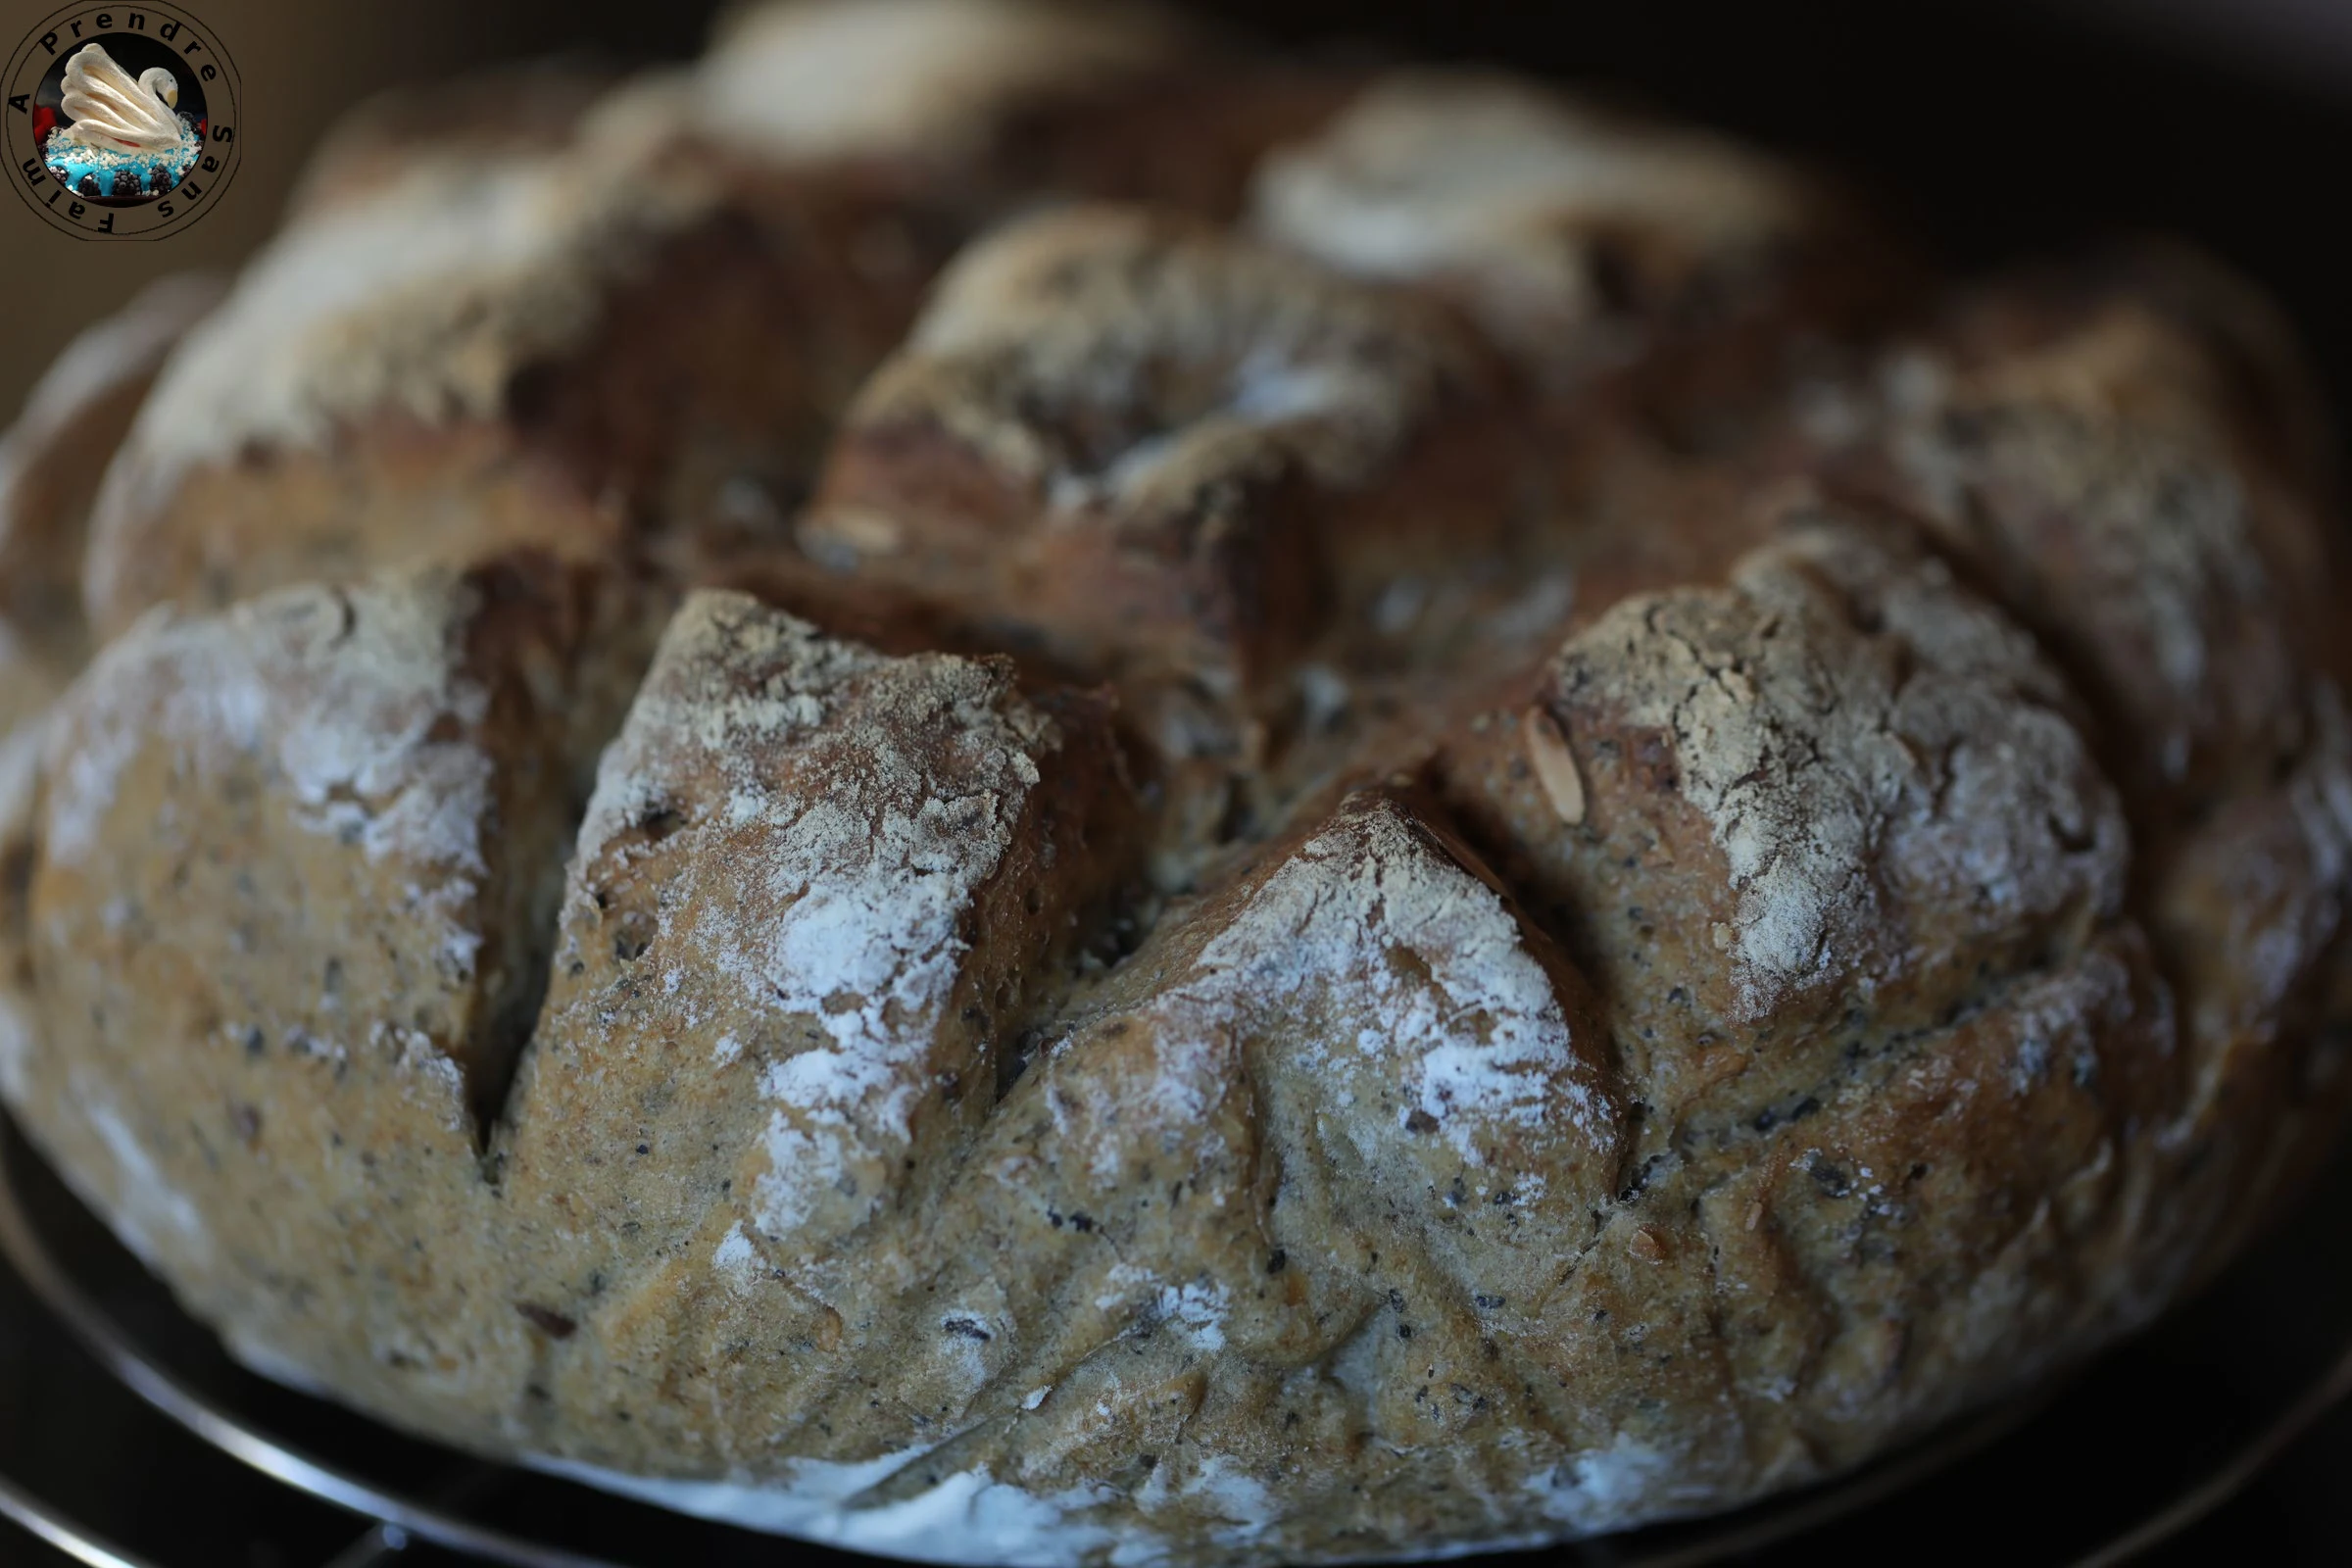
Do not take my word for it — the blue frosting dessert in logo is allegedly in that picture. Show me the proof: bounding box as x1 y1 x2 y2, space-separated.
41 40 201 198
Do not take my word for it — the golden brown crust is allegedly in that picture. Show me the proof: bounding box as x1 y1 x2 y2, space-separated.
1798 251 2352 1239
76 153 904 642
4 6 2348 1565
1250 73 1815 375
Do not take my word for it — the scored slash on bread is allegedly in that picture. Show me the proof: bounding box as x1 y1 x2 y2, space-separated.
24 555 653 1417
2 2 2351 1563
804 205 1511 697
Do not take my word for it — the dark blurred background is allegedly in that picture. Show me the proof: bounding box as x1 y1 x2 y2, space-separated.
5 0 2352 1563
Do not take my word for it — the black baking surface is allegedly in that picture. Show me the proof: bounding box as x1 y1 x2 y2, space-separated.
6 0 2351 1563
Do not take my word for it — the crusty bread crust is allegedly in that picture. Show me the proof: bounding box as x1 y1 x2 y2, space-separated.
4 4 2349 1564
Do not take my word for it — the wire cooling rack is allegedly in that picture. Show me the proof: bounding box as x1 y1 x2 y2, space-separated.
2 1105 2347 1568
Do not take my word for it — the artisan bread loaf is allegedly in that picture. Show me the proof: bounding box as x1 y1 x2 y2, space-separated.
5 3 2349 1564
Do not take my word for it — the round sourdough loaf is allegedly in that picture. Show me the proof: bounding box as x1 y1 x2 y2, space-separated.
3 2 2349 1563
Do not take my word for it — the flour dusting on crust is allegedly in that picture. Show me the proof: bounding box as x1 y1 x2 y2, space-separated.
45 579 493 881
1884 338 2293 789
858 206 1476 510
699 0 1178 164
1250 73 1805 355
528 1448 1145 1568
1556 518 2126 1016
86 146 713 541
39 579 500 1056
573 590 1055 1246
1031 790 1620 1288
74 1079 213 1267
1185 798 1610 1159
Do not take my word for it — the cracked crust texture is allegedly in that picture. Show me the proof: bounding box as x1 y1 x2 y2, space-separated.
5 4 2351 1564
